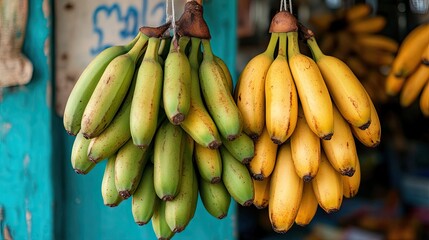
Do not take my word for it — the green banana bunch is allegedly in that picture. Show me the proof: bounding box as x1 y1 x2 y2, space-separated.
153 119 185 201
220 146 254 207
163 37 192 125
199 39 243 141
101 155 123 207
71 131 95 174
165 135 197 233
130 37 164 148
152 200 175 240
132 163 157 226
221 132 255 164
199 177 231 219
80 33 148 139
114 138 151 199
63 32 143 136
180 37 222 149
194 143 222 184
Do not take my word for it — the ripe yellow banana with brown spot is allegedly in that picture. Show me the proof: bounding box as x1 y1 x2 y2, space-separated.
235 33 279 139
307 36 371 130
347 16 386 34
269 142 303 233
420 80 429 116
287 31 333 139
351 94 381 147
265 32 298 144
194 143 222 184
252 176 270 209
400 64 429 107
295 182 318 226
248 127 278 180
343 154 361 198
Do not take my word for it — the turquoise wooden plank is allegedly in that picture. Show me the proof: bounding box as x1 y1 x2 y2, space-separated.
0 1 53 239
58 1 238 239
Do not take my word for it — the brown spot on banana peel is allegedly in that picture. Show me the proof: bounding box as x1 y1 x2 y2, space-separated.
210 177 221 184
269 11 298 33
119 191 132 199
342 168 356 177
171 113 185 125
208 141 222 150
358 120 371 130
242 199 253 207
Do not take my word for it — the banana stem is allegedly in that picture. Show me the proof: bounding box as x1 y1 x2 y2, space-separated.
287 31 300 58
128 34 149 62
143 37 161 62
201 39 214 61
125 32 143 51
178 36 191 53
189 37 201 69
307 37 325 62
264 33 279 58
278 33 287 57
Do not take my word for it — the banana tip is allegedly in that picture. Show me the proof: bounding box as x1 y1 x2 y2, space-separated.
119 191 131 199
217 213 227 219
66 130 77 136
252 174 264 181
321 133 333 140
74 169 87 175
303 175 314 182
208 141 222 150
358 120 371 130
136 221 148 226
161 195 174 201
171 114 185 125
241 199 253 207
242 157 253 165
173 226 185 233
210 177 221 184
342 168 356 177
105 203 119 207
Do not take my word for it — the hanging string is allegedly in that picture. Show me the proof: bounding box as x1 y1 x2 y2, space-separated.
171 0 177 38
280 0 284 12
288 0 293 14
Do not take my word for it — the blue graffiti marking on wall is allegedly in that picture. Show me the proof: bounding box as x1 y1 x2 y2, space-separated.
91 0 166 55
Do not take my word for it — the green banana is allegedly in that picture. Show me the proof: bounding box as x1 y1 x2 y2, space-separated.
221 132 255 164
153 119 185 201
194 142 222 183
63 32 143 136
214 55 234 94
163 37 192 125
132 163 157 226
199 39 243 141
165 135 197 233
86 68 137 163
71 131 95 174
80 33 148 139
220 146 254 206
199 178 231 219
130 37 163 148
152 200 175 240
114 138 151 199
180 37 222 149
101 155 123 207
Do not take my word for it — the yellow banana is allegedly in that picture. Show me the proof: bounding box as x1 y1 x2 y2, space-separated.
345 3 372 22
321 106 358 176
312 152 343 213
252 176 270 209
422 43 429 65
295 182 318 226
153 119 185 201
80 33 147 139
163 37 192 125
200 39 243 141
63 32 143 135
356 48 395 67
265 32 298 144
152 200 175 240
390 23 429 78
351 94 381 147
235 33 278 139
132 163 157 225
420 79 429 116
180 37 222 149
355 34 399 53
194 143 222 184
288 31 333 139
343 154 361 198
165 135 196 233
248 127 278 180
385 72 406 96
130 37 163 148
220 146 254 207
71 131 95 175
220 132 255 164
347 16 386 34
269 142 303 233
290 108 321 182
114 138 151 199
101 155 123 207
308 36 371 129
400 64 429 107
199 178 231 219
214 55 234 94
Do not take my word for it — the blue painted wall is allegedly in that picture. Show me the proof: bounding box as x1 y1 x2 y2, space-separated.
2 1 238 240
0 1 54 239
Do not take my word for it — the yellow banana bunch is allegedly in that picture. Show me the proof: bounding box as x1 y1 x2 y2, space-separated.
248 127 278 180
290 108 321 182
400 64 429 107
288 31 334 139
265 32 298 144
269 142 303 233
312 152 343 213
235 33 279 139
